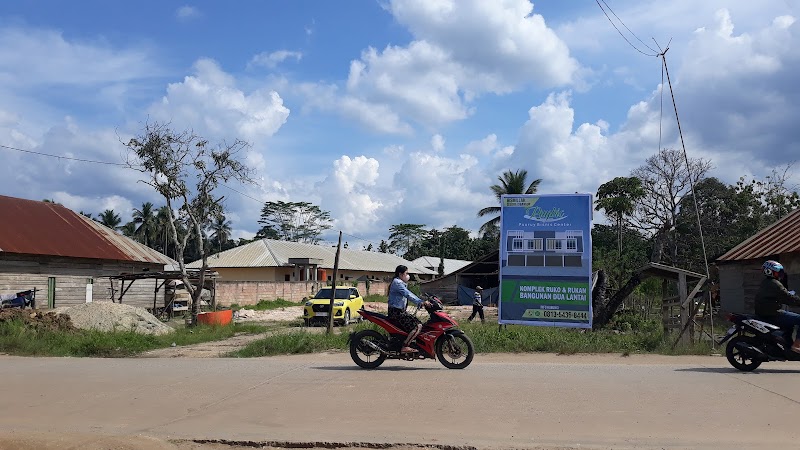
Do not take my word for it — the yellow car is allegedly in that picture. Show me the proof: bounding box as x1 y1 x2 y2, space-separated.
304 286 364 326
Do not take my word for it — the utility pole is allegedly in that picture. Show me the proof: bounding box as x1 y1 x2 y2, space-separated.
327 231 342 335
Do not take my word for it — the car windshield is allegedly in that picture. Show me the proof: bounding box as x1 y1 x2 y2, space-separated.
314 288 351 299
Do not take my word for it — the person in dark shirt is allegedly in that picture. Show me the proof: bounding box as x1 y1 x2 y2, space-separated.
754 260 800 353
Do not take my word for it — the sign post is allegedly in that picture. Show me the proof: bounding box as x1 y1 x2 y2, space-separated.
498 194 593 328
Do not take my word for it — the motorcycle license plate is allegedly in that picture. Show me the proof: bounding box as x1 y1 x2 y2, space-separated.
315 312 329 317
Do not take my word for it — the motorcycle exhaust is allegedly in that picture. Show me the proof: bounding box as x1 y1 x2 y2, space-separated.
362 339 389 355
735 341 774 361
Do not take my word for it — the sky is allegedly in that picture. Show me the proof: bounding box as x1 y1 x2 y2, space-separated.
1 0 799 249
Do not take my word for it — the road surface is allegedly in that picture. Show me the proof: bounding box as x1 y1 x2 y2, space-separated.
1 352 799 449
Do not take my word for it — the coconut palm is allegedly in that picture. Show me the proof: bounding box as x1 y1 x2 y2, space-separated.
132 202 157 246
98 209 122 230
209 214 232 254
477 169 542 236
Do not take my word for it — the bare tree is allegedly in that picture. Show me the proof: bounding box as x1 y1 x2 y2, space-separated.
125 122 252 325
630 148 712 265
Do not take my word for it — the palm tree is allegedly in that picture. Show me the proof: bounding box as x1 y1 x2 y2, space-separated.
209 214 232 254
132 202 157 246
155 206 173 256
595 177 645 258
477 169 542 235
119 222 137 238
98 209 122 230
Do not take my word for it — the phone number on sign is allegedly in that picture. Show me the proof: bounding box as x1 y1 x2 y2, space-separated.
524 310 589 320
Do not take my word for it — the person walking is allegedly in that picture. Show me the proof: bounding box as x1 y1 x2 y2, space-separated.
468 285 485 323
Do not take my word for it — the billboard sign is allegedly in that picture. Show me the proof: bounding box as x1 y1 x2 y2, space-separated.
498 194 593 328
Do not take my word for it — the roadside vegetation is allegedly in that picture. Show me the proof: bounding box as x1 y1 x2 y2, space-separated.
229 315 715 358
229 298 300 311
0 319 270 357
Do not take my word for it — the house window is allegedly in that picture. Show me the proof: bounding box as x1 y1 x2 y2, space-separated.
546 239 562 251
527 239 543 251
566 239 577 251
284 274 290 281
512 238 523 251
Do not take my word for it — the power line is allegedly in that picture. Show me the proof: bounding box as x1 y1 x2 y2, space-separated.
2 141 265 211
594 0 658 57
599 0 659 54
0 143 127 166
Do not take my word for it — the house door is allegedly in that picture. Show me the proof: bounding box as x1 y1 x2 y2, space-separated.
47 277 56 308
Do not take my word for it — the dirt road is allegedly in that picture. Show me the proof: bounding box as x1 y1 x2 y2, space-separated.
1 353 798 449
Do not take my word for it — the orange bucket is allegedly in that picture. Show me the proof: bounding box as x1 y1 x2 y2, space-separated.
196 309 233 326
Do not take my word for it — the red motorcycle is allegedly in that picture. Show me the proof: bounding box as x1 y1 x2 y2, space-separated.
349 293 474 369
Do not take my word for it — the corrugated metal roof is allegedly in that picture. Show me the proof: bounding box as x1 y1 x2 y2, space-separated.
189 238 436 275
0 195 175 265
716 209 800 263
412 256 473 275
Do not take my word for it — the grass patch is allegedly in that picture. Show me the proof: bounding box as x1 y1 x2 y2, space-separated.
0 319 271 357
230 319 712 358
229 298 300 311
363 294 388 303
461 322 712 355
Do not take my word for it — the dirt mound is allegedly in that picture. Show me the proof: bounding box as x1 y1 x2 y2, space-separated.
0 308 75 332
54 302 174 335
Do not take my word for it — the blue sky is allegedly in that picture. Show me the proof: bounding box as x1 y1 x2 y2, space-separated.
1 1 799 248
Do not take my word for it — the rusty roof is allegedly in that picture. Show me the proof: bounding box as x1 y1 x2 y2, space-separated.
716 208 800 263
0 195 174 265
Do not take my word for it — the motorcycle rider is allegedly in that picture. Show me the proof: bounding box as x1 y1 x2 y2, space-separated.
754 260 800 353
388 265 430 354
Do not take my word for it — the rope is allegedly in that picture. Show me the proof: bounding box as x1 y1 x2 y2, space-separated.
660 50 715 347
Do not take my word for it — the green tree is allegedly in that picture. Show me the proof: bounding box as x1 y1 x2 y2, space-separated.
209 213 232 254
257 201 332 244
478 169 541 236
98 209 122 230
595 176 645 258
119 222 136 238
132 202 158 246
378 239 390 253
388 223 427 258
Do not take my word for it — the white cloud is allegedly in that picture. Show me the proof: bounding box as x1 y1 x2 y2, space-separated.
431 134 445 152
52 192 134 218
176 6 200 21
316 156 384 233
382 145 405 158
465 134 498 155
506 8 800 197
0 26 157 87
388 151 494 228
249 50 303 69
388 0 579 90
313 0 578 132
298 82 413 135
149 58 290 142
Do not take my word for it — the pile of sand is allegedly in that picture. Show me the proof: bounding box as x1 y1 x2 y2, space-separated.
54 302 174 335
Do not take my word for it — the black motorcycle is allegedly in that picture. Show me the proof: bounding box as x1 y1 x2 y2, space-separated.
719 312 800 371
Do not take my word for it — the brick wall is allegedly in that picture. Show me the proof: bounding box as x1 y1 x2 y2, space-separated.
215 280 390 305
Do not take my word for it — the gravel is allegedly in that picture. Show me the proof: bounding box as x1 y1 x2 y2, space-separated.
54 302 174 335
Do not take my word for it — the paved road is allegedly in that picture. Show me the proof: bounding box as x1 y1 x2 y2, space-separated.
1 352 799 449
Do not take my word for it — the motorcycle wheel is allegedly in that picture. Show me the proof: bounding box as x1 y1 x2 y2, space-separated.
726 335 762 372
436 333 474 369
350 329 387 369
